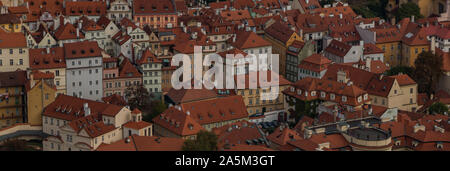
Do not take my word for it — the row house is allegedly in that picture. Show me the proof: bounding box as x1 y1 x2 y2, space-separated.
153 95 249 140
29 47 66 95
64 41 103 101
0 32 29 72
64 1 107 23
227 30 273 72
77 17 107 50
111 31 132 60
23 0 65 30
283 77 371 113
0 71 28 128
133 0 178 29
142 25 161 55
96 135 185 151
26 71 57 126
324 64 419 112
264 20 303 76
107 0 132 23
97 16 120 55
370 18 410 67
120 18 151 54
53 22 85 45
285 40 314 82
25 23 58 49
297 53 332 80
43 95 152 151
0 14 22 33
363 43 385 62
323 39 363 64
103 57 142 97
235 70 292 122
137 49 162 97
292 0 321 14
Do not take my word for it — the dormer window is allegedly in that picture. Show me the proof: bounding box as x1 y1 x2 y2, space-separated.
297 89 301 95
342 96 347 102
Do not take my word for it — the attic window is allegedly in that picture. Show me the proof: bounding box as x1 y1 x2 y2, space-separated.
81 50 85 54
55 1 59 5
42 1 47 5
90 48 94 53
72 50 76 54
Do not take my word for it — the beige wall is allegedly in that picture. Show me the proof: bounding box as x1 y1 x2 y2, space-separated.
0 47 29 72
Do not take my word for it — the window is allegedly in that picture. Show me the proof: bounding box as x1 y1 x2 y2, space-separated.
9 49 13 54
10 59 13 66
0 59 2 66
410 88 413 94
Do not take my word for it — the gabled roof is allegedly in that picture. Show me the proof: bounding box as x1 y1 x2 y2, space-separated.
63 41 102 59
29 47 66 70
54 23 85 40
152 107 205 136
0 71 27 88
118 58 142 78
298 54 332 73
97 135 185 151
229 30 271 49
166 88 218 104
213 121 264 149
265 20 295 44
43 94 125 121
180 95 249 125
102 94 127 106
0 32 27 48
389 74 416 86
65 1 107 16
324 39 351 57
137 49 162 65
133 0 176 15
363 43 384 55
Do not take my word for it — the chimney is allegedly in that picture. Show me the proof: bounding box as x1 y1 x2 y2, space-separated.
76 28 80 38
339 13 343 19
83 103 91 116
411 15 415 23
78 20 82 30
46 47 50 54
186 110 190 115
59 41 63 47
391 17 396 25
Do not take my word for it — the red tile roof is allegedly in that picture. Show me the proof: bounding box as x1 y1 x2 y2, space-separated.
235 70 292 89
43 94 124 121
97 135 185 151
101 94 127 106
363 43 384 55
267 126 301 146
0 32 26 48
63 41 102 59
213 120 263 148
29 47 66 70
65 1 106 16
133 0 176 15
123 121 152 130
324 39 351 57
389 74 416 86
137 49 162 65
229 30 272 49
54 23 85 40
166 88 218 104
298 54 332 73
118 58 142 78
152 106 205 136
265 20 295 44
284 77 368 106
180 95 249 125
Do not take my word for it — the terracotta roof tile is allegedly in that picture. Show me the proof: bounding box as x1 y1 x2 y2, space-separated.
97 135 185 151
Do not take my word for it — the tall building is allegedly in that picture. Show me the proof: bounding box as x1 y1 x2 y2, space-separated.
0 32 29 72
64 41 103 101
0 71 27 128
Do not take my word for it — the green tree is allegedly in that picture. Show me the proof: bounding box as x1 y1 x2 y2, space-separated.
428 102 449 115
143 100 167 122
394 2 423 21
384 65 415 77
124 84 152 111
413 51 443 95
182 130 218 151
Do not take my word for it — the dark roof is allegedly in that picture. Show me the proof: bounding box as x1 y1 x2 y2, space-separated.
0 71 27 88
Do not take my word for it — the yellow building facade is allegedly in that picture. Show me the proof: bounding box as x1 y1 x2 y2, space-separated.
27 80 56 126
